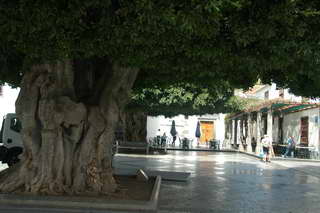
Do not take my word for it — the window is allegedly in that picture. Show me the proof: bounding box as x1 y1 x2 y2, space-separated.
0 119 4 143
264 91 269 100
279 89 284 98
10 118 21 133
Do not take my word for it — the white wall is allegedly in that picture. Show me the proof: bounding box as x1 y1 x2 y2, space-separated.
0 85 19 126
247 83 304 102
282 108 320 150
251 85 271 99
215 114 225 142
283 90 302 102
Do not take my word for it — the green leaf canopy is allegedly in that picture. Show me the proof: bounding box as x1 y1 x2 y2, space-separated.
0 0 319 99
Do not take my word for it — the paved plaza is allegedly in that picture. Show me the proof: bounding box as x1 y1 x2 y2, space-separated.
1 151 320 212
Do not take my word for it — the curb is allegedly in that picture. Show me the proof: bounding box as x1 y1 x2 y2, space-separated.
271 157 320 163
238 150 320 163
166 148 237 152
238 151 262 160
0 176 161 212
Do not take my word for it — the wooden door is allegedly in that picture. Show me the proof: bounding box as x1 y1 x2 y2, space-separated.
300 116 309 146
200 121 214 143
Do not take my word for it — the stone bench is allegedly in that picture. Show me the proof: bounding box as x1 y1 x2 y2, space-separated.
116 141 150 154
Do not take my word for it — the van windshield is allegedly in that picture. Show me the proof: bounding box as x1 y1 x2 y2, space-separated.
0 118 4 143
10 118 21 133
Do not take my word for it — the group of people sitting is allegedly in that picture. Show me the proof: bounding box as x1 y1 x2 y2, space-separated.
156 131 168 147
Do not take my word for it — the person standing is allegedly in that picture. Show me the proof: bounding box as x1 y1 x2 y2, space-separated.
170 120 178 147
161 132 167 147
261 135 272 162
251 137 257 153
283 136 295 158
156 129 161 146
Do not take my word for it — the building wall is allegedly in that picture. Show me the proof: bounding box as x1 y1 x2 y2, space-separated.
147 114 225 146
251 84 279 100
283 90 302 102
282 108 320 150
215 114 226 142
251 85 272 99
245 83 304 102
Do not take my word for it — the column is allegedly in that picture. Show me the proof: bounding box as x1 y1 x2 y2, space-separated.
267 110 273 141
256 112 262 154
239 119 243 151
237 119 241 146
247 113 252 153
232 119 236 146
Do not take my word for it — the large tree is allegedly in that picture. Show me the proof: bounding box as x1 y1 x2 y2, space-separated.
0 0 319 195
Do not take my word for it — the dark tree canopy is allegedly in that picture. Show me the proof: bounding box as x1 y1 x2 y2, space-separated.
1 0 319 96
128 83 244 117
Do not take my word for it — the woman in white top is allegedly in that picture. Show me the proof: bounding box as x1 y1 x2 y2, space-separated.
261 135 272 162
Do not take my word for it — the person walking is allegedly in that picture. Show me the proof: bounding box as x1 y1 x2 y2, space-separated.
261 135 272 162
283 136 295 158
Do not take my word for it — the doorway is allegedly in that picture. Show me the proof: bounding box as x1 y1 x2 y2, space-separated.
200 121 214 144
278 116 283 144
300 116 309 146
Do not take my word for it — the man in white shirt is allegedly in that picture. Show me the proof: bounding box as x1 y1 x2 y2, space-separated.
261 135 272 162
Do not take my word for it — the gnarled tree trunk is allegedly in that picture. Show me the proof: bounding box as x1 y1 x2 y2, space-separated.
116 110 147 142
0 58 139 195
124 111 147 142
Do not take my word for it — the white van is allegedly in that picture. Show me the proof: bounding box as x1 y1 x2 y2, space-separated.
0 113 23 166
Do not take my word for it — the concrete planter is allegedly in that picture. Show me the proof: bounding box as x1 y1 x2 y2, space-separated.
0 175 161 212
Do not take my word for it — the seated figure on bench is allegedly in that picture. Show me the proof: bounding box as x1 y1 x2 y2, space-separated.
117 141 149 154
161 132 167 147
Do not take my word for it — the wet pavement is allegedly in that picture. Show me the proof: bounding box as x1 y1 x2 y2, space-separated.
272 160 320 179
115 151 320 213
2 151 320 212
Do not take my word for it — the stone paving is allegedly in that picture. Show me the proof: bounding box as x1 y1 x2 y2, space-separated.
2 151 320 213
272 160 320 179
114 151 320 213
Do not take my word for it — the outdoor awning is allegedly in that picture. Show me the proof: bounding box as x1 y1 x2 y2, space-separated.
226 100 319 120
259 107 269 113
259 101 319 115
279 104 318 114
271 103 292 110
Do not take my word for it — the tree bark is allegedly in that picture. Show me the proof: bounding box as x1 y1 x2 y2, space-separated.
0 58 139 195
119 111 147 142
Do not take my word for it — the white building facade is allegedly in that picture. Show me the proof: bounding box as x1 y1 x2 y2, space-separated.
147 114 225 147
227 84 320 158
